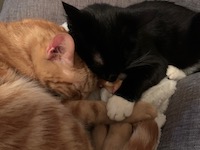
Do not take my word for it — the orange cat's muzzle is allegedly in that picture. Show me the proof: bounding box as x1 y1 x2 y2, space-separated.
98 79 123 93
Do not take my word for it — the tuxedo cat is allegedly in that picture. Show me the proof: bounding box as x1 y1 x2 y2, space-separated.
62 1 200 120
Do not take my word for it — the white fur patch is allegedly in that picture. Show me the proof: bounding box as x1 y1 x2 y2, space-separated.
100 88 113 102
61 22 69 32
141 78 177 113
167 65 186 80
155 113 166 128
106 95 134 121
154 113 167 150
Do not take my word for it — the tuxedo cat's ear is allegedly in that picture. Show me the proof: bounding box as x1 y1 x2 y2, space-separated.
62 2 82 27
46 33 75 67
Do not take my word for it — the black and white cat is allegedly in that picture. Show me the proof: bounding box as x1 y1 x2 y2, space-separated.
62 1 200 120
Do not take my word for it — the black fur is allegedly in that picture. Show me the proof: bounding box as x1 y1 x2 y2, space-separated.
62 1 200 101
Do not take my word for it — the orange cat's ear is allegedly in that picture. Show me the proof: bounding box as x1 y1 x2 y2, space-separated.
46 33 75 67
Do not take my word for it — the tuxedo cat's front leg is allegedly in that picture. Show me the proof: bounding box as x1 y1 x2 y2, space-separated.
103 65 185 121
102 62 167 121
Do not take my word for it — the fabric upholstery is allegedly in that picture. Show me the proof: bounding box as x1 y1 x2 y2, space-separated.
159 0 200 11
2 0 200 24
0 0 66 24
0 0 147 24
158 72 200 149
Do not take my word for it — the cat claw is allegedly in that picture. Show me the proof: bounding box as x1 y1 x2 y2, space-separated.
106 95 134 121
167 65 186 81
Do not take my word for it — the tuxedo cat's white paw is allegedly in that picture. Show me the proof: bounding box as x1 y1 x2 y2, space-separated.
100 88 113 102
167 65 186 81
107 95 134 121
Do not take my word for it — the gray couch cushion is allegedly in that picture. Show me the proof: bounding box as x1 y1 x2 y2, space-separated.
1 0 200 24
158 72 200 150
0 0 66 24
0 0 146 24
159 0 200 11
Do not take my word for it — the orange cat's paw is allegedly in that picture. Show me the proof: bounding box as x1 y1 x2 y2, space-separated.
107 95 134 121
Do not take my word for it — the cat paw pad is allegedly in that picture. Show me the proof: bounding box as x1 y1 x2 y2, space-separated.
107 95 134 121
167 65 186 81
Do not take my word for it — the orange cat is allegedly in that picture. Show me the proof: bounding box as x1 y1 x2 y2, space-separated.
0 19 157 150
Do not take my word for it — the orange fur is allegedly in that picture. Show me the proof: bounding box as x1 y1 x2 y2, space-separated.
92 116 159 150
123 120 159 150
0 19 157 150
0 19 96 100
0 67 94 150
0 66 156 150
102 123 133 150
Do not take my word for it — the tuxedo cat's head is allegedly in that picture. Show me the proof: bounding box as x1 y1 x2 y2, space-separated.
62 2 155 82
